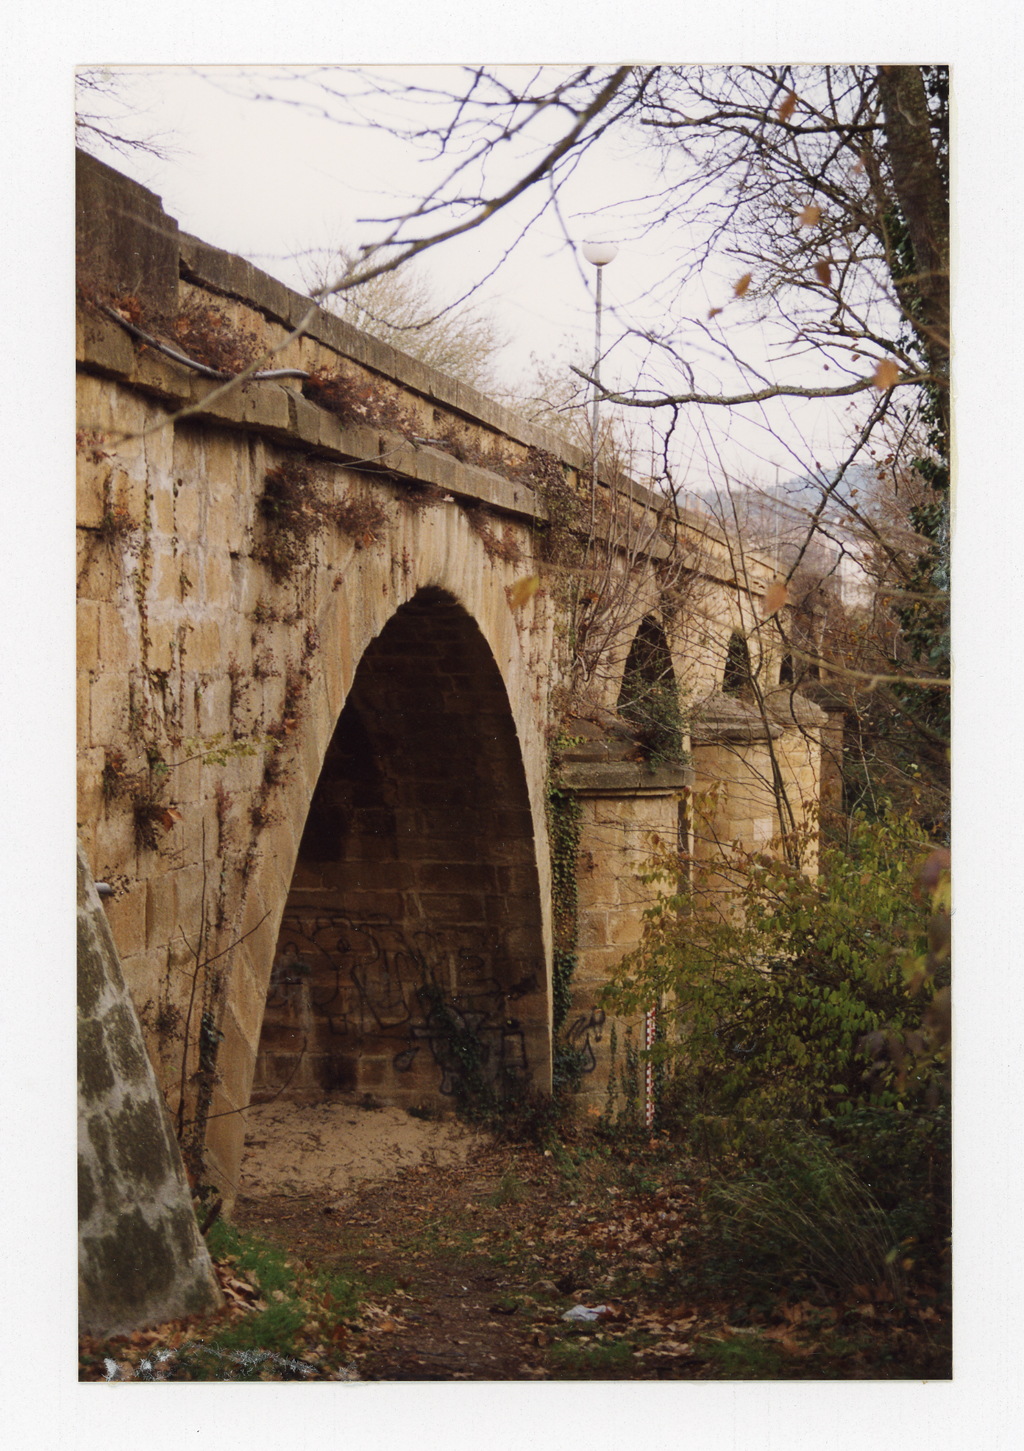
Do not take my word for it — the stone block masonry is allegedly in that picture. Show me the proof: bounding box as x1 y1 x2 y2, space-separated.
78 842 222 1336
77 148 825 1221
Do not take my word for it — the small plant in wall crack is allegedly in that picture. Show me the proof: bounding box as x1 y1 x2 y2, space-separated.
97 474 138 545
331 491 389 550
130 780 183 852
398 480 447 514
256 459 332 583
261 745 291 791
101 747 130 801
102 746 181 852
252 598 280 627
213 782 234 852
265 659 308 746
249 785 281 832
463 504 523 565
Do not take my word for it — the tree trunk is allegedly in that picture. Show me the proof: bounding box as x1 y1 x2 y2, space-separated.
876 66 950 432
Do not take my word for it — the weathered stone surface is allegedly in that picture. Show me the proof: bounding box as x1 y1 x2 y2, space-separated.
556 761 693 794
76 154 825 1203
77 151 180 317
77 842 222 1336
763 686 829 729
691 691 785 743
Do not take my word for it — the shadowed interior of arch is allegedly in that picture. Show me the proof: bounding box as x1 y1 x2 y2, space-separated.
252 587 549 1111
722 631 753 695
616 614 684 762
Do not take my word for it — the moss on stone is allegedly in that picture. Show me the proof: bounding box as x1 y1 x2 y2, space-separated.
78 1155 97 1225
77 1017 115 1100
183 1273 219 1315
81 1206 178 1312
110 1093 174 1193
85 1112 119 1215
167 1203 201 1262
77 913 106 1018
106 1001 149 1084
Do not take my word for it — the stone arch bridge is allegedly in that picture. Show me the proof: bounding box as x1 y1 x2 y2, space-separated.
76 151 828 1205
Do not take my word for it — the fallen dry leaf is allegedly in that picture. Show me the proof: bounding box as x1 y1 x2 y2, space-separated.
761 580 789 617
872 359 900 390
777 91 798 123
508 574 541 610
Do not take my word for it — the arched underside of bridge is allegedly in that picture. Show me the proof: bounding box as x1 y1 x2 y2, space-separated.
252 587 550 1112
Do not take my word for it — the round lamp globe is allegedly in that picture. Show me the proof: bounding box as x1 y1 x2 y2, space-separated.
581 242 619 267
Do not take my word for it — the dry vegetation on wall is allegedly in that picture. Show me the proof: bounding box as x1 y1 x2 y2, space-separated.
171 296 267 377
302 366 418 440
79 251 794 1165
80 184 826 1223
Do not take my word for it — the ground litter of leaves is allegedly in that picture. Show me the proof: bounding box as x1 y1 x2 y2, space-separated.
79 1116 950 1383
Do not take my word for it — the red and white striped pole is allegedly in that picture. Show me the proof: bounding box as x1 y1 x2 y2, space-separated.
644 1005 656 1129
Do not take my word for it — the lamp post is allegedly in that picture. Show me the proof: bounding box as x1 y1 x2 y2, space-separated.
581 242 618 497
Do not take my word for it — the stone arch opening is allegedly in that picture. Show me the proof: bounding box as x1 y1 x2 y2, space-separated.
722 631 753 695
617 615 675 706
778 652 819 687
252 587 549 1110
616 615 683 762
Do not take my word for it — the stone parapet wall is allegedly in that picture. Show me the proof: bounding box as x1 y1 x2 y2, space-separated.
77 149 828 1210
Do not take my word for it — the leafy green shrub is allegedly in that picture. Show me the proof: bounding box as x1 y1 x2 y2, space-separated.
705 1129 904 1301
602 809 950 1131
821 1101 951 1273
618 678 688 768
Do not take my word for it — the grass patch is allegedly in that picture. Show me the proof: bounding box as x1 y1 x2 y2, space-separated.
698 1333 786 1379
704 1129 904 1302
488 1166 529 1207
548 1336 635 1378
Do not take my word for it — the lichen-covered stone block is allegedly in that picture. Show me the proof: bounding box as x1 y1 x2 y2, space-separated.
77 841 222 1337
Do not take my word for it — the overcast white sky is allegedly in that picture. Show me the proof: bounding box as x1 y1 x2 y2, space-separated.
79 66 647 376
77 63 877 490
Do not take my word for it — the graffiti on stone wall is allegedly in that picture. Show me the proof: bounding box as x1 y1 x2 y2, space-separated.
392 996 528 1097
267 912 539 1095
564 1007 606 1074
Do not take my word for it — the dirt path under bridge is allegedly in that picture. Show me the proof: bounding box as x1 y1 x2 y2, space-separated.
221 1094 949 1382
80 1094 951 1382
231 1095 569 1379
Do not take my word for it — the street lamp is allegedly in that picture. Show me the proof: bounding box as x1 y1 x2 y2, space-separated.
581 242 619 493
